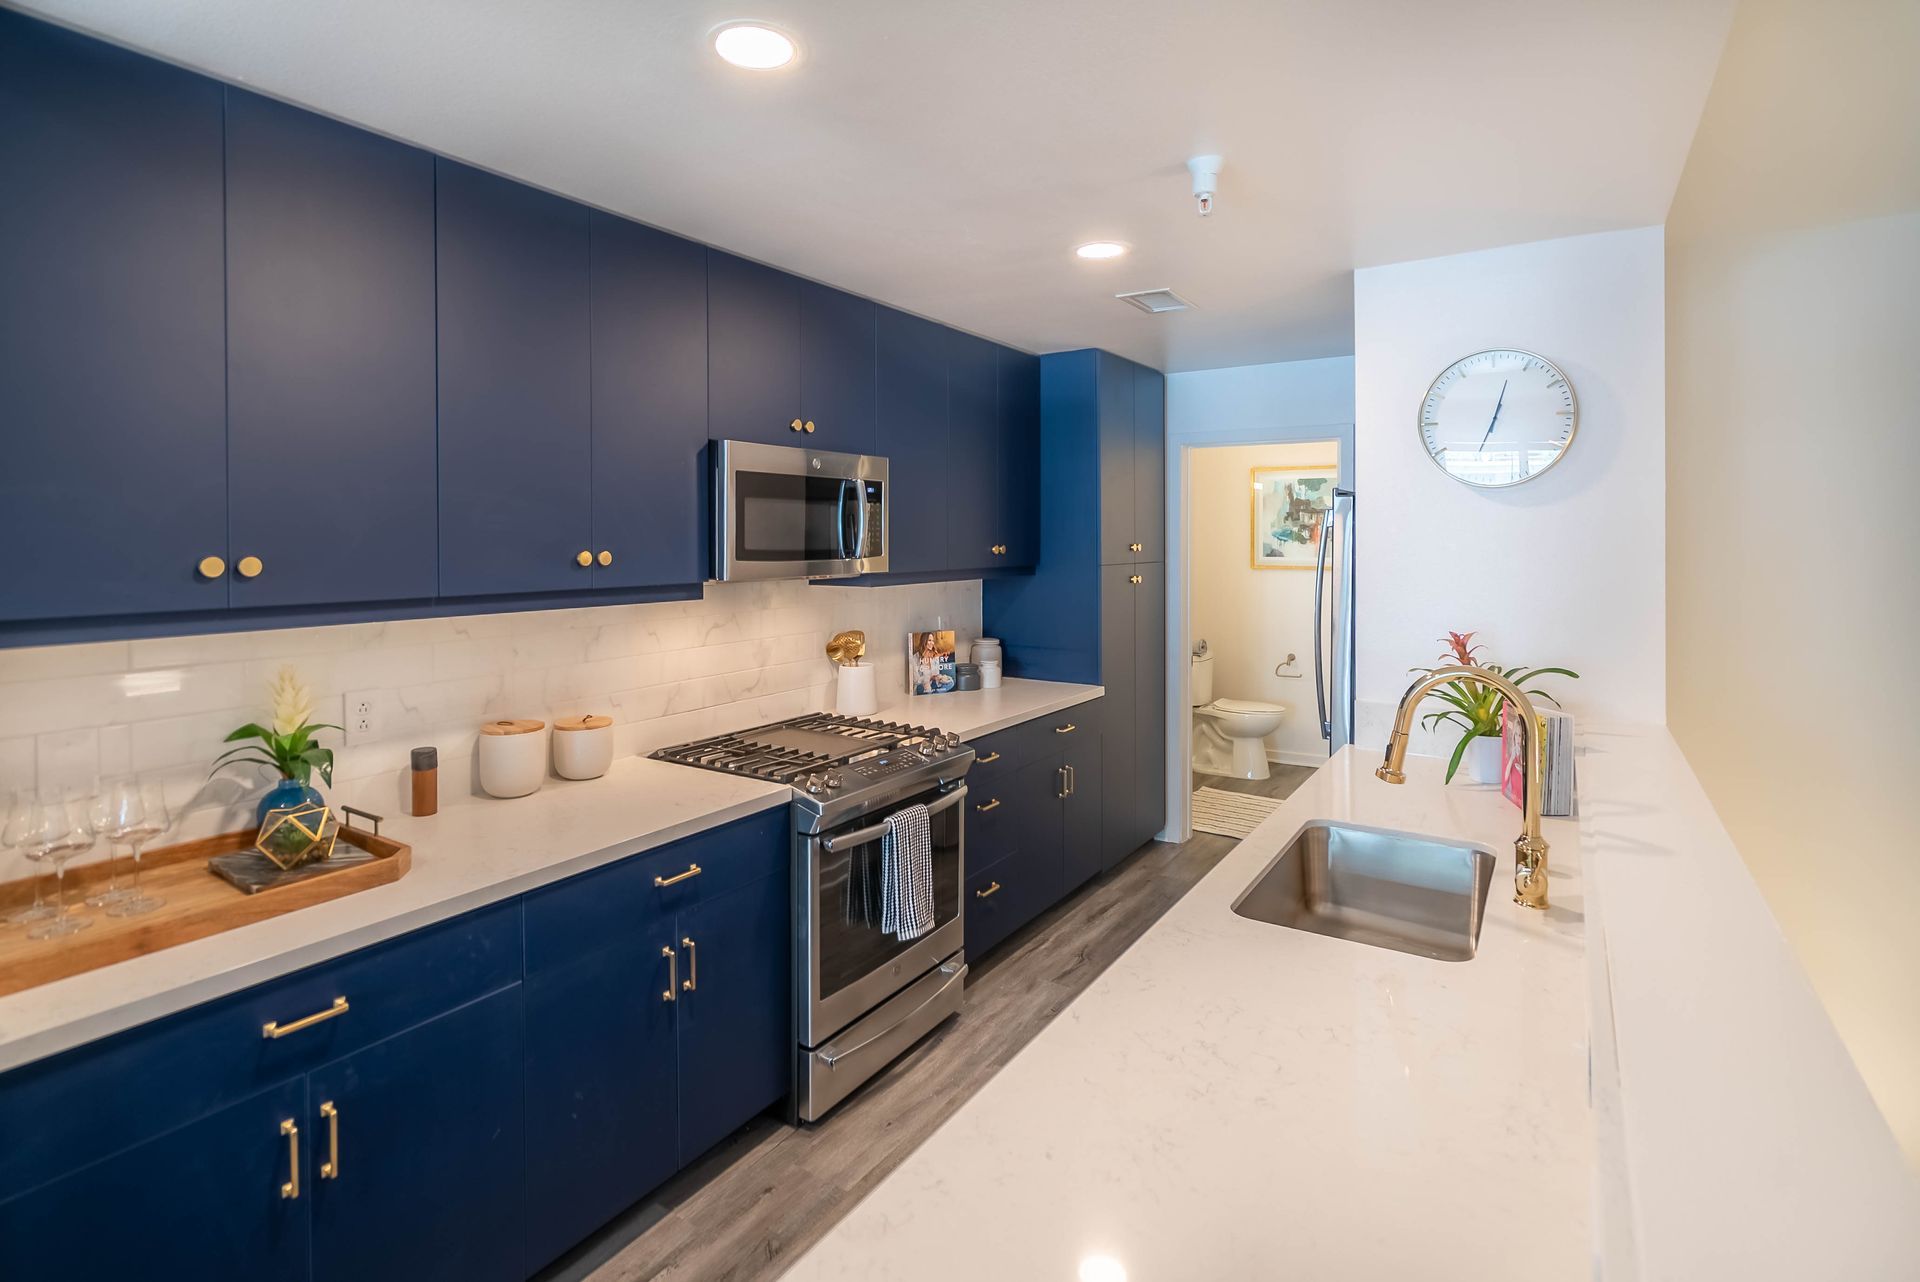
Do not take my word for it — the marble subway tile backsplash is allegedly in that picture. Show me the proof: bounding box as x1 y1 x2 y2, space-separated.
0 579 980 878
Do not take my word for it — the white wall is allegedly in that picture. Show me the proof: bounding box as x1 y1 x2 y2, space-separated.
1353 227 1666 751
1664 0 1920 1162
0 579 978 880
1188 441 1340 765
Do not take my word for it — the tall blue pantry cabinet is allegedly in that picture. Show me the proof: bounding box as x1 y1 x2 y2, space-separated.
984 349 1168 869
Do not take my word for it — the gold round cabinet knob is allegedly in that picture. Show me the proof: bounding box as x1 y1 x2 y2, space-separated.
197 555 226 580
575 550 592 568
236 555 264 579
790 418 804 432
804 421 816 434
597 550 612 567
1130 574 1143 585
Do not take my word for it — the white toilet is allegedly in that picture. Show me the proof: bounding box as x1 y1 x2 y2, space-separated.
1191 647 1288 780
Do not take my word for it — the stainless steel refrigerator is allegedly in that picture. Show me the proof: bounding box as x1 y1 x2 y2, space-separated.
1312 488 1357 753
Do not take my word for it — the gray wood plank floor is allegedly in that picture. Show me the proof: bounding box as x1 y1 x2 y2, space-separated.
544 766 1315 1282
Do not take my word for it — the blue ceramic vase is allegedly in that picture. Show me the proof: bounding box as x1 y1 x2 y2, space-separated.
255 776 324 826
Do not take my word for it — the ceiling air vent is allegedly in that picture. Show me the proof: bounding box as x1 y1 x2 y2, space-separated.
1115 288 1192 314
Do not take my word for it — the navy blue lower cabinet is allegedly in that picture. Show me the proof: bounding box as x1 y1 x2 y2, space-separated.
1061 727 1104 893
675 872 791 1165
308 985 526 1282
523 911 680 1271
0 1078 310 1281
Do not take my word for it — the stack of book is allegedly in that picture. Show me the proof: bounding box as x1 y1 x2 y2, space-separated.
1500 705 1576 817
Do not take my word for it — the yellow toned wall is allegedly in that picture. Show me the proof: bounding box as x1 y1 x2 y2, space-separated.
1665 0 1920 1162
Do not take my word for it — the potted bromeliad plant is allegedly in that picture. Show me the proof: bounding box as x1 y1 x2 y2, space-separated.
213 666 341 824
1413 632 1577 784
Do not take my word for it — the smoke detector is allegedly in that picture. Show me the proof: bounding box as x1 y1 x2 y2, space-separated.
1187 154 1222 216
1115 288 1193 315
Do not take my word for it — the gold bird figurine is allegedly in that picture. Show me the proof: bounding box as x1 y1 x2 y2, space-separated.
825 630 867 667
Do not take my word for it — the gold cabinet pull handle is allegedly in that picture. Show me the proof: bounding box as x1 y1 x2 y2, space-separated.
1057 766 1069 799
790 418 805 432
262 996 348 1040
236 555 264 579
975 881 1002 900
280 1119 300 1199
662 944 677 1003
975 797 1001 813
1067 764 1076 795
1054 723 1077 734
319 1102 340 1180
975 751 1001 764
597 550 612 567
197 555 226 580
682 936 698 992
804 420 816 434
654 863 702 887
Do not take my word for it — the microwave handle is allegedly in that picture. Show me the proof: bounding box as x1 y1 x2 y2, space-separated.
835 477 854 561
819 785 967 852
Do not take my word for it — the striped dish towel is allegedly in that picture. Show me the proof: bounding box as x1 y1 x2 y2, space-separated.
880 803 935 941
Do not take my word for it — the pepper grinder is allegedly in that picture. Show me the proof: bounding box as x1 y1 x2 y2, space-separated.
410 746 438 817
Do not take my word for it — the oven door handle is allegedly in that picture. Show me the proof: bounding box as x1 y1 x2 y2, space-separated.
819 785 967 852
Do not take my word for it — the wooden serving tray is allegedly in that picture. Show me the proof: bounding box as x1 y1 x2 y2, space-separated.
0 826 409 997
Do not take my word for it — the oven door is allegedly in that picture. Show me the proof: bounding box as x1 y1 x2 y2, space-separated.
798 782 964 1047
714 439 889 581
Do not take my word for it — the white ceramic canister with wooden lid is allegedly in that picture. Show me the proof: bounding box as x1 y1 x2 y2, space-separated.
478 719 547 798
552 714 614 780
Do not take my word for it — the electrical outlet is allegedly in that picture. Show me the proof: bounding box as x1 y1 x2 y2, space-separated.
345 691 381 744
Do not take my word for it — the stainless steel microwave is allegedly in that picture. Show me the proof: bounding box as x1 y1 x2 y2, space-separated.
712 439 889 581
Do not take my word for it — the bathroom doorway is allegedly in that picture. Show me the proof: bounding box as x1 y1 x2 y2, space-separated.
1165 425 1353 843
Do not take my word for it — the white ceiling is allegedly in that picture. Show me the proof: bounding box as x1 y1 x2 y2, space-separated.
19 0 1734 371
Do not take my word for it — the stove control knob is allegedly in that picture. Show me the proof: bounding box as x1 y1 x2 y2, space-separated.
825 772 844 790
804 773 825 795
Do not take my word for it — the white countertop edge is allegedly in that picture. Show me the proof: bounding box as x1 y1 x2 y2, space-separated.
870 682 1104 739
1578 723 1919 1279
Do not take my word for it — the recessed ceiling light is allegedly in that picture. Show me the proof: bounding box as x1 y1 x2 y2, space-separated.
1075 241 1129 260
713 22 796 70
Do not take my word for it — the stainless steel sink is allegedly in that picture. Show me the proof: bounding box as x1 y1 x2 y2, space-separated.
1230 821 1496 962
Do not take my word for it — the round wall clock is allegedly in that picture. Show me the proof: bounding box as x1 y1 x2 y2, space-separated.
1418 349 1578 488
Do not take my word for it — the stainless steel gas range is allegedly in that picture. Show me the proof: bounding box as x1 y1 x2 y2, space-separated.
651 713 972 1121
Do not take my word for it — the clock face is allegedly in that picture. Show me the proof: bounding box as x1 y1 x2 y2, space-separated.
1419 349 1577 487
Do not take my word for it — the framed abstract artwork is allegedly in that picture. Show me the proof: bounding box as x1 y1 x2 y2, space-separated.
1250 464 1337 569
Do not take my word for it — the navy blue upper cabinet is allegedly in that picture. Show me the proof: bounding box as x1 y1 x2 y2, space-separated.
997 348 1042 568
799 280 878 454
309 986 526 1282
1132 365 1166 563
876 308 951 574
0 12 227 623
708 250 803 445
590 213 709 588
945 331 1001 570
436 159 593 598
226 90 438 610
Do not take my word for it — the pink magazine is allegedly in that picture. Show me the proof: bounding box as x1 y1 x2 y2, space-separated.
1500 704 1527 811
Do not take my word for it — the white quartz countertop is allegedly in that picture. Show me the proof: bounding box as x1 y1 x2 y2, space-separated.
0 678 1100 1073
785 747 1595 1282
785 725 1920 1281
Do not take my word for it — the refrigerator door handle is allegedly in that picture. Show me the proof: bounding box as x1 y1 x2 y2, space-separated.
1313 501 1334 741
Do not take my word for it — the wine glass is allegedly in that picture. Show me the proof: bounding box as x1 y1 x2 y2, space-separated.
3 791 58 928
101 775 169 918
84 784 131 908
26 792 95 940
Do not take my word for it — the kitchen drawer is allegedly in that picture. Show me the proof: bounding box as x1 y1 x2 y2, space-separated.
525 806 787 974
965 777 1017 865
0 899 520 1202
965 726 1023 786
964 842 1064 960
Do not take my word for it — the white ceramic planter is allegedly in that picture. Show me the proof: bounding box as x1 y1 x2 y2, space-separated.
1464 734 1504 785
